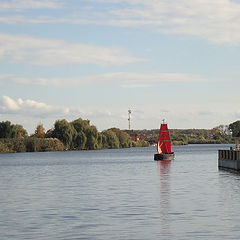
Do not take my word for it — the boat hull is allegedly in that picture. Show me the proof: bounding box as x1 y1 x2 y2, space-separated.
154 152 174 161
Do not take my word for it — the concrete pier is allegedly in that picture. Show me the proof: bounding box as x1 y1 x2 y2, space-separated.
218 149 240 171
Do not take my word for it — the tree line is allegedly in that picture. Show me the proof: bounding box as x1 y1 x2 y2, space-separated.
46 118 134 150
1 119 239 153
0 118 149 153
125 121 240 145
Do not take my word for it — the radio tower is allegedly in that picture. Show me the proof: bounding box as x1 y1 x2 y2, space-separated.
128 109 132 130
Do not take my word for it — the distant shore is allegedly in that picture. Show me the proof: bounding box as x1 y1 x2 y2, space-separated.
0 119 235 154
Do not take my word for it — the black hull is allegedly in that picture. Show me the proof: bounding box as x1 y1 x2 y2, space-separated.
154 153 174 161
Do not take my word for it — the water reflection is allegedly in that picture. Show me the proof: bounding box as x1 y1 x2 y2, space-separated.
157 160 171 237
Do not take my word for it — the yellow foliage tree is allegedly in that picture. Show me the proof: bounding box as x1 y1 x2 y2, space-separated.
35 124 45 138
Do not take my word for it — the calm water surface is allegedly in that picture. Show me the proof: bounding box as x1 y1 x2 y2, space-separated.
0 144 240 239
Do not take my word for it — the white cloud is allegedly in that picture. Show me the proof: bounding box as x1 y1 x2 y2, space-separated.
0 96 69 117
101 0 240 45
0 0 62 10
2 96 20 111
0 96 238 133
1 0 238 46
0 95 127 132
1 1 240 44
0 16 61 24
0 32 142 66
0 72 209 88
0 95 121 120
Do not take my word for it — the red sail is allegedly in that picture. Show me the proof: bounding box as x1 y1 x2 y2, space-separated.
157 123 172 154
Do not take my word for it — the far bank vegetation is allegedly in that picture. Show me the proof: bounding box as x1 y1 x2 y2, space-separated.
129 124 235 146
0 119 149 153
0 119 239 154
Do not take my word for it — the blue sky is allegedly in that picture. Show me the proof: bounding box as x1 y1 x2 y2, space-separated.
0 0 240 133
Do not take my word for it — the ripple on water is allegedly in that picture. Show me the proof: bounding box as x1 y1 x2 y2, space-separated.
1 145 240 239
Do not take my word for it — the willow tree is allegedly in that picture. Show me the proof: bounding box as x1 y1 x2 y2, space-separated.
109 128 132 148
101 129 120 149
52 119 77 149
85 125 99 150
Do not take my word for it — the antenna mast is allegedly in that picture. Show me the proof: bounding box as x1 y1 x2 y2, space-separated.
128 109 132 130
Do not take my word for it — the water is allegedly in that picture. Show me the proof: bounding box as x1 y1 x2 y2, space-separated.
0 144 240 239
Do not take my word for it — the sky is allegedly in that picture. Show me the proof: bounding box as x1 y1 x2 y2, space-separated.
0 0 240 134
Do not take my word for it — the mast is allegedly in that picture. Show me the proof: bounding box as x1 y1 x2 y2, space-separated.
128 109 132 130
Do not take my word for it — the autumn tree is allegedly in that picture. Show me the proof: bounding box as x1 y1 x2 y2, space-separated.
35 124 45 138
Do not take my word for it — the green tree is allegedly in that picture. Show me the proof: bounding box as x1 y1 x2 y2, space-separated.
12 124 28 138
102 130 120 149
71 118 90 149
0 121 17 138
52 119 76 149
85 125 99 150
97 133 103 149
45 128 54 138
74 131 87 149
229 120 240 137
110 128 132 148
71 118 90 133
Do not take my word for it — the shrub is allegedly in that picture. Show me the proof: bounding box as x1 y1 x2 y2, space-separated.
0 141 9 153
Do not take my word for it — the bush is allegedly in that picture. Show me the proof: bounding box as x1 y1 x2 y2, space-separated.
132 140 149 147
0 141 9 153
25 138 64 152
0 139 26 152
0 138 64 153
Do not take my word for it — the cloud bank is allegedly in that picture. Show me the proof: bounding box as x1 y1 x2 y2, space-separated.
0 72 208 88
0 96 69 117
0 96 121 120
0 95 237 133
2 0 240 45
0 0 62 11
0 32 141 66
93 0 240 45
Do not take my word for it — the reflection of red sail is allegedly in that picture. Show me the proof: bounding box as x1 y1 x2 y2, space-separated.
157 124 172 154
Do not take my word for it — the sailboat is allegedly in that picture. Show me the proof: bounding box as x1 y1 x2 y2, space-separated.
154 121 175 161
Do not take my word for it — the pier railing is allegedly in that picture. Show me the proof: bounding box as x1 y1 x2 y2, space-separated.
218 149 240 171
218 149 240 161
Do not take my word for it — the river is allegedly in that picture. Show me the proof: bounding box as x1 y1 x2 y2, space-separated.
0 144 240 239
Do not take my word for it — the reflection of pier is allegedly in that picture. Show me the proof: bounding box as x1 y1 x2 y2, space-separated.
157 160 171 236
